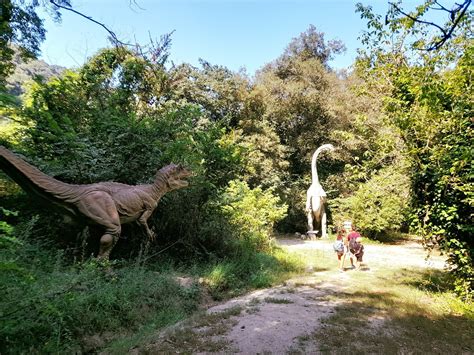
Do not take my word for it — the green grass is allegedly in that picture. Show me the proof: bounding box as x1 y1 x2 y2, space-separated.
296 258 474 353
100 238 474 353
200 246 306 300
0 250 201 354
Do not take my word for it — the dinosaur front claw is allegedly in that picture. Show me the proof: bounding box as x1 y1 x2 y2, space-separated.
148 231 156 241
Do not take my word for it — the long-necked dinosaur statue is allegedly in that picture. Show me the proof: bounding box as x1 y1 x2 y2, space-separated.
305 143 334 239
0 146 191 259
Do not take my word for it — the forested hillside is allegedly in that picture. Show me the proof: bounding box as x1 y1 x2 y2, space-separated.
0 0 472 352
6 49 65 96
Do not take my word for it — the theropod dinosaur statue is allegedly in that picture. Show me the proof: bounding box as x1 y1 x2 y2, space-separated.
0 146 191 259
305 144 334 239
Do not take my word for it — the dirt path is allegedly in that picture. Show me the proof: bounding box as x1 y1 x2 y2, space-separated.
142 238 448 354
204 239 445 353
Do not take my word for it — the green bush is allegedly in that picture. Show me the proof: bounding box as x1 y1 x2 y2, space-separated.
218 180 287 253
5 48 248 260
356 3 473 298
330 166 410 237
0 207 19 249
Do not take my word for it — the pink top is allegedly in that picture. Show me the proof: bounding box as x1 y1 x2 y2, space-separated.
347 231 360 241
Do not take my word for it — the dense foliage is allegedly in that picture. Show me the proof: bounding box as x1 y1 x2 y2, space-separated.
3 17 461 264
356 1 473 297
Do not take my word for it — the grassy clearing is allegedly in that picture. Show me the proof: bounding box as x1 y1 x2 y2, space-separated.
104 241 337 353
134 237 472 354
281 244 335 272
295 252 474 353
4 233 469 354
101 245 307 353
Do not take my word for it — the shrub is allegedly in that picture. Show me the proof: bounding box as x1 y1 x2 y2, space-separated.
330 166 410 237
218 180 288 253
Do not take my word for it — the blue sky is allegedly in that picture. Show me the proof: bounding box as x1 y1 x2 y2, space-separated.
39 0 396 74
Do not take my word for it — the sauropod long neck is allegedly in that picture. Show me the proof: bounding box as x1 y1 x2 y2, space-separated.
311 150 321 186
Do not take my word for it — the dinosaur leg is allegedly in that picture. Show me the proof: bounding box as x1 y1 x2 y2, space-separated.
98 228 120 259
75 192 122 259
321 206 327 238
307 210 314 232
138 209 156 241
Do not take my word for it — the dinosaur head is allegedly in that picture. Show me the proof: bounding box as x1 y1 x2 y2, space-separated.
158 163 192 190
319 144 335 153
312 144 335 163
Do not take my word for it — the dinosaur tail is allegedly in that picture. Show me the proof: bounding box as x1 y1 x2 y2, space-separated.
0 146 82 204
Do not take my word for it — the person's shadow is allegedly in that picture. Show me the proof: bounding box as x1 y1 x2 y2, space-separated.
342 265 371 271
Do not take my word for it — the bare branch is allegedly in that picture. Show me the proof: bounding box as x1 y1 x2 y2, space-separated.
433 1 451 12
389 0 472 51
390 2 447 35
48 0 132 47
129 0 146 11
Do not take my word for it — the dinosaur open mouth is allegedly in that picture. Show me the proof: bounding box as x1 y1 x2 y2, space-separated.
172 166 192 188
179 168 192 180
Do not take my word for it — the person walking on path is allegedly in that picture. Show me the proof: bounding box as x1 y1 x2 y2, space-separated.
347 224 364 269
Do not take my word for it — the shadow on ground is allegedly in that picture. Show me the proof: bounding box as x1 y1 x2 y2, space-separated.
302 287 474 354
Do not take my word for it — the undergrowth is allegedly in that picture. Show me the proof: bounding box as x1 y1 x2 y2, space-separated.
0 221 302 353
0 240 200 353
202 246 305 300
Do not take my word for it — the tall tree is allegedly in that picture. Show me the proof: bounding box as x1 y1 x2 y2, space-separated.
357 0 473 298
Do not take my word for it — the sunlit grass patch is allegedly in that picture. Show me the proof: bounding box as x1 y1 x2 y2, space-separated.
308 263 474 353
201 246 307 300
280 244 335 272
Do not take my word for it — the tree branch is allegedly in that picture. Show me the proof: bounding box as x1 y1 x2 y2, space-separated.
389 0 472 51
430 0 472 50
390 2 447 35
433 1 451 12
49 0 132 47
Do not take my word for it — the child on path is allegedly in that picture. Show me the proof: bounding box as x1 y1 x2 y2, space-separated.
333 228 346 271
